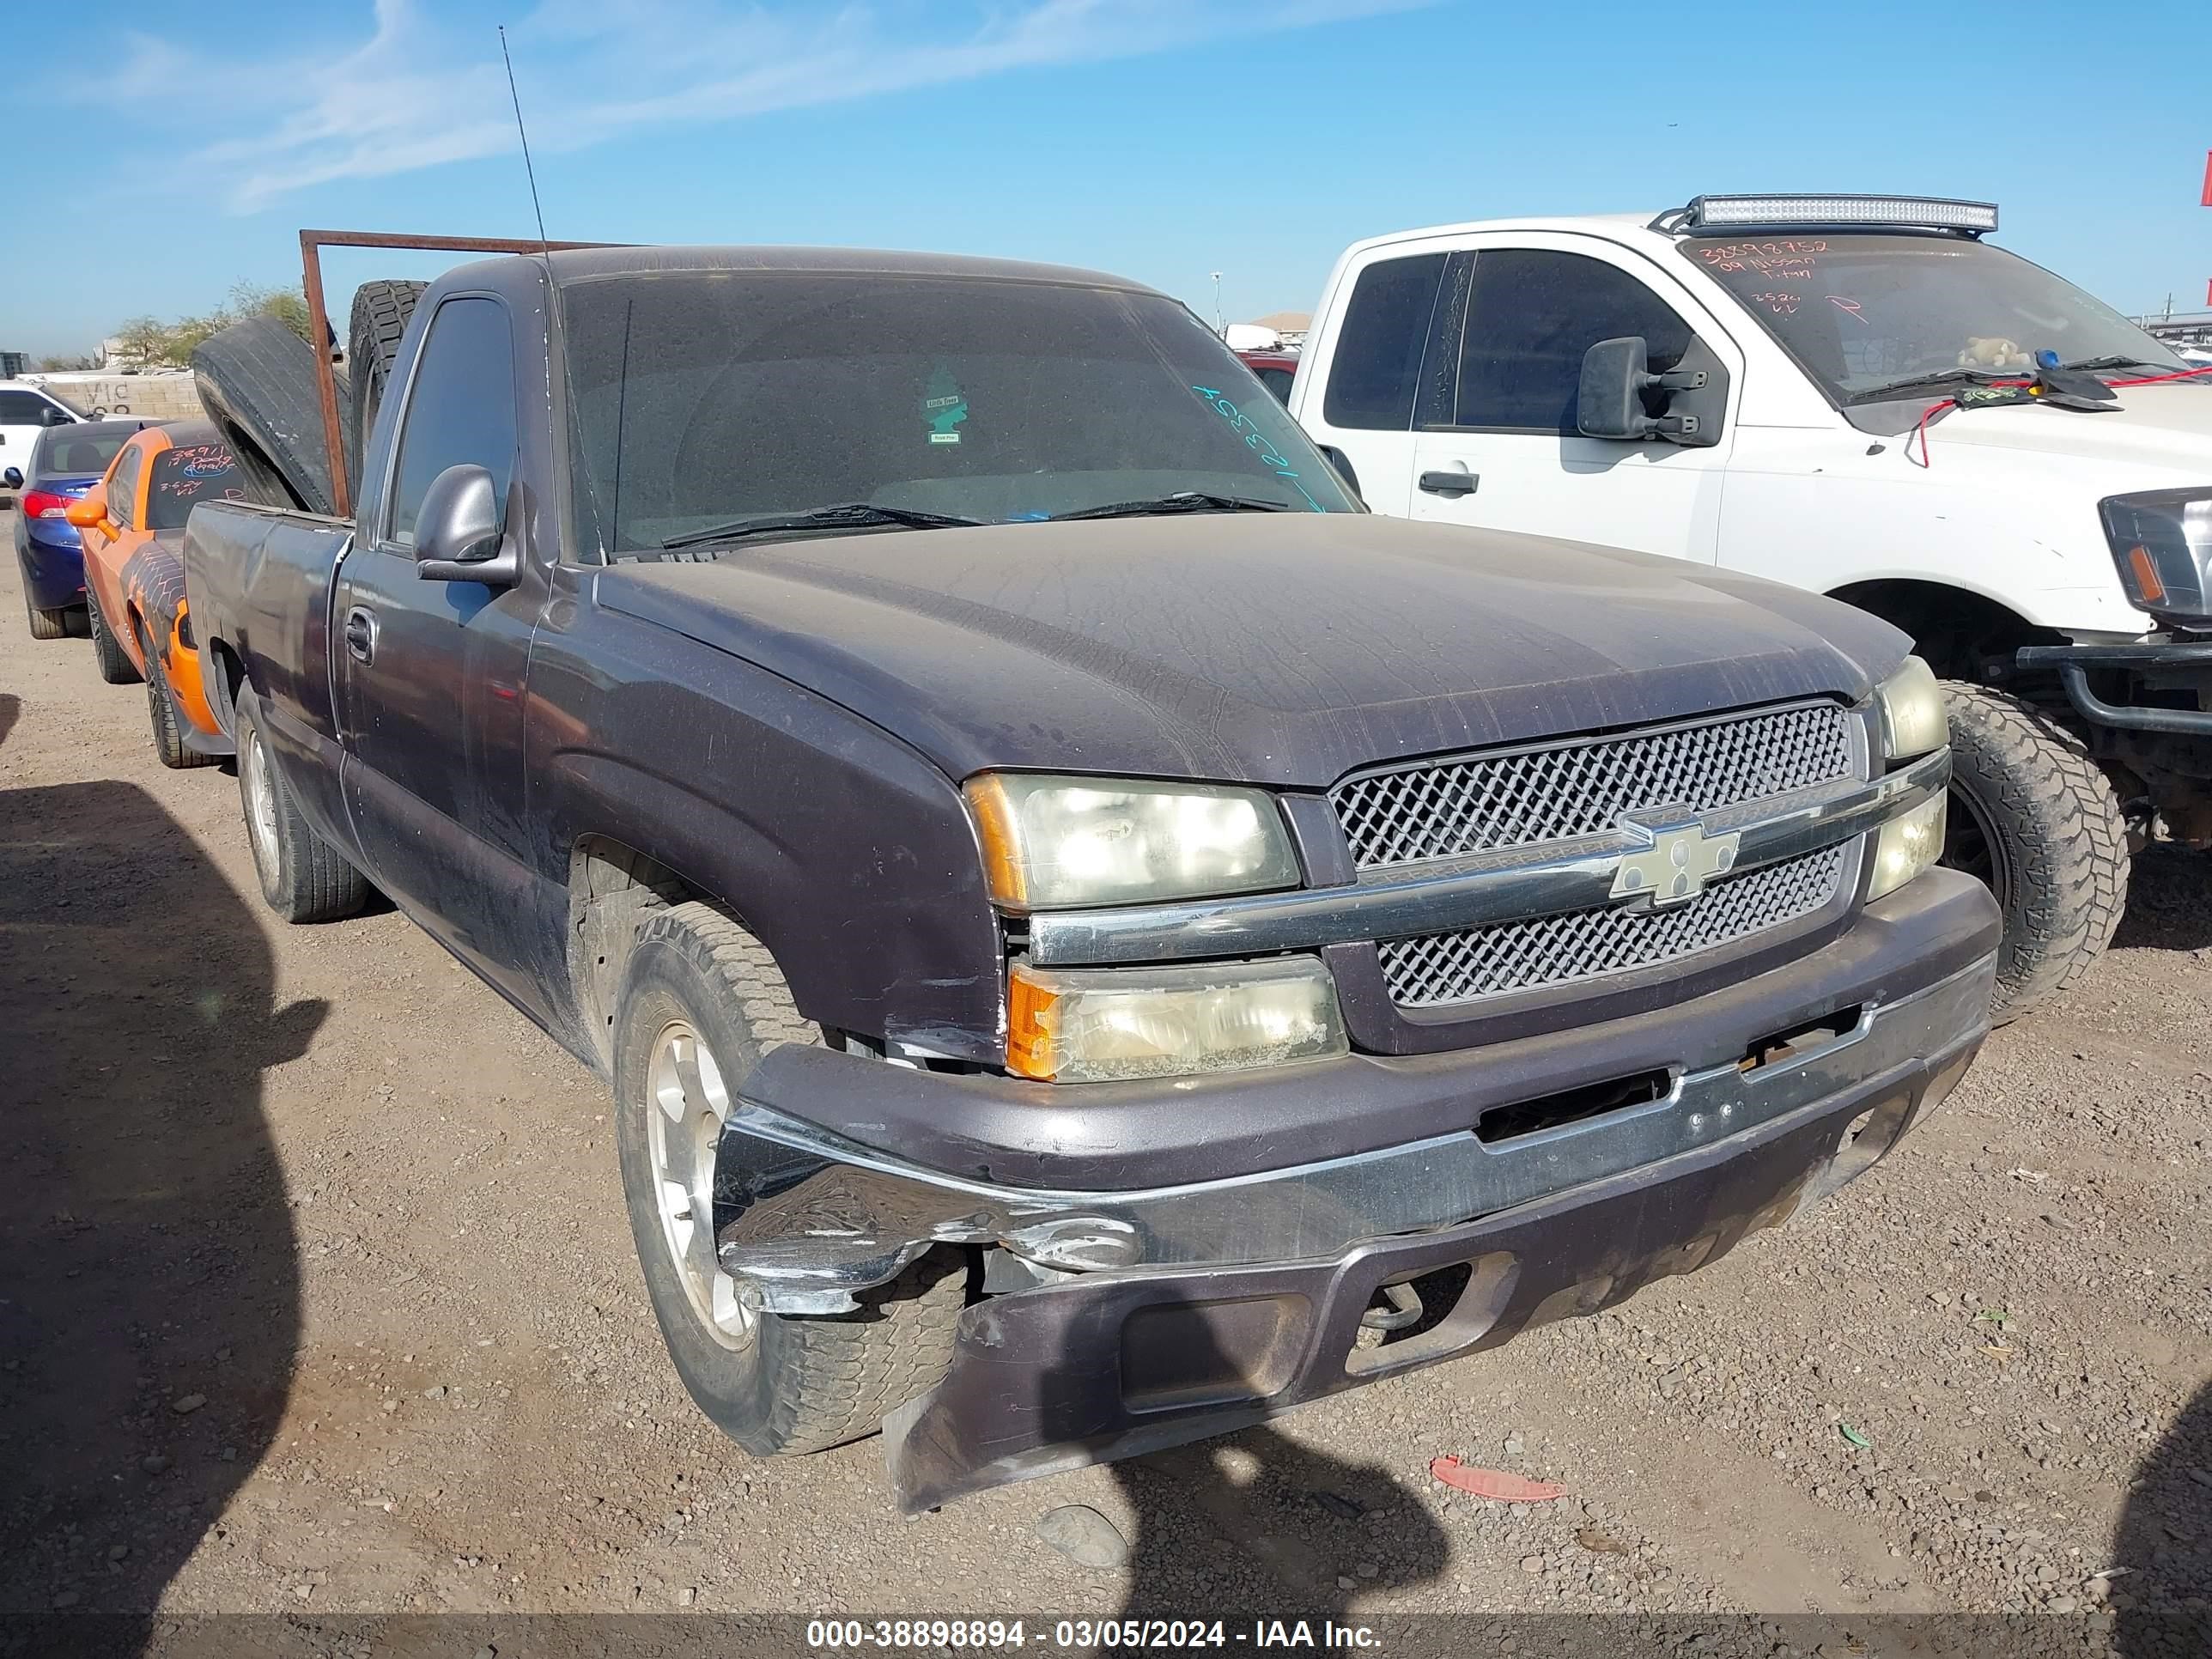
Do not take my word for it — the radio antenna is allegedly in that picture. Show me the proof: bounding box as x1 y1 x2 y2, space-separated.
498 25 550 252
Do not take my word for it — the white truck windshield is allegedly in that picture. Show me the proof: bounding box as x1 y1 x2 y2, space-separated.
1680 233 2185 403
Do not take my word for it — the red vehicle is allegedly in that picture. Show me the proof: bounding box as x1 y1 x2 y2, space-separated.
1236 349 1299 404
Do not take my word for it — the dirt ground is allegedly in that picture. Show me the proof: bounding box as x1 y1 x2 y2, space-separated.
3 514 2209 1655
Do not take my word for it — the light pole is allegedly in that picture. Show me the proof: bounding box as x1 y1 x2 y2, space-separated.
1211 272 1224 333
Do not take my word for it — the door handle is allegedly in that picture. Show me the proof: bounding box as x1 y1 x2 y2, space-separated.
343 606 378 664
1418 467 1479 499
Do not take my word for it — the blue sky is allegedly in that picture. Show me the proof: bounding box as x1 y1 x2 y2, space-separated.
8 0 2209 357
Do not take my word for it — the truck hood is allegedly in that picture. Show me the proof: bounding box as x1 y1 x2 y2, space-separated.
594 515 1907 787
1926 381 2212 477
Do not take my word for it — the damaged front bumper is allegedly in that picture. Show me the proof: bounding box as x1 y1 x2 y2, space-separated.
884 955 1984 1510
714 871 1996 1508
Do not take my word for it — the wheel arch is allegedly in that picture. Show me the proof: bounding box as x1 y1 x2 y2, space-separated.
567 836 744 1074
1826 578 2065 684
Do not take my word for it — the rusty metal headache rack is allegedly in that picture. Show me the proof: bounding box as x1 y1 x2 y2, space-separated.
296 229 618 519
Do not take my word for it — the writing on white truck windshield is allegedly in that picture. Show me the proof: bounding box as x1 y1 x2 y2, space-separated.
1682 233 2185 402
558 271 1356 559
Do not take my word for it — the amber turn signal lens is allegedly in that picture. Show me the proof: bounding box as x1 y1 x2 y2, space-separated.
2126 545 2167 606
1006 967 1059 1080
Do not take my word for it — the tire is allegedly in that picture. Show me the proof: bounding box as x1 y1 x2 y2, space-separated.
191 314 352 517
235 697 369 922
139 617 216 769
612 902 964 1456
18 554 72 641
1942 683 2129 1023
345 280 426 501
85 580 141 684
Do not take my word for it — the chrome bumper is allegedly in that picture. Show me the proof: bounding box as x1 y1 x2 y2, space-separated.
716 952 1993 1315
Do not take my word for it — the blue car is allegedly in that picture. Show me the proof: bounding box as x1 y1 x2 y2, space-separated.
9 418 152 640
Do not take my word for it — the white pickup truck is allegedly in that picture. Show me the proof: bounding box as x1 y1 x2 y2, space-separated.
1290 192 2212 1019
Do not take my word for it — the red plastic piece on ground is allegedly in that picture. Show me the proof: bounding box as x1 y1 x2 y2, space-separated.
1429 1455 1567 1501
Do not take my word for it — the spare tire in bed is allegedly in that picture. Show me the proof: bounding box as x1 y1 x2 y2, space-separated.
345 279 427 503
191 314 352 518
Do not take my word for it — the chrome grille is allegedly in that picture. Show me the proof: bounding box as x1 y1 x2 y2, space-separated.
1333 702 1857 870
1378 844 1850 1008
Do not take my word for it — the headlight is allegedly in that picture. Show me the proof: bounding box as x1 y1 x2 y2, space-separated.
1006 957 1347 1082
1868 791 1946 900
1875 655 1947 761
2102 489 2212 620
964 773 1299 909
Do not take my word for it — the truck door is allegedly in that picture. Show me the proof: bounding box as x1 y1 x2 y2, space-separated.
1405 239 1741 563
1295 246 1462 517
331 292 549 1013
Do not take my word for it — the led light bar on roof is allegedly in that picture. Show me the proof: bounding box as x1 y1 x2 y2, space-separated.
1684 194 1999 235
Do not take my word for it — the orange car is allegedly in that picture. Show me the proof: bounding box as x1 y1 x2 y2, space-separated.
68 421 244 768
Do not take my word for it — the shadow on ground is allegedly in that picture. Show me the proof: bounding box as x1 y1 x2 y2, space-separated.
1108 1420 1449 1623
2113 1376 2212 1656
0 692 324 1652
2112 842 2212 953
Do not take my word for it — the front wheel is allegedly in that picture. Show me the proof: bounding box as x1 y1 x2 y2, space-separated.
1941 683 2129 1023
612 902 963 1455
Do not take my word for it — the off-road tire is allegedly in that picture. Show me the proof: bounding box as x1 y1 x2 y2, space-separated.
139 618 216 769
191 314 352 517
19 554 73 640
344 280 426 502
612 902 964 1456
85 581 140 684
235 696 370 922
1942 683 2128 1023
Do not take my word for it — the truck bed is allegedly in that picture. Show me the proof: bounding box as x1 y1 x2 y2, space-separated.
182 500 352 745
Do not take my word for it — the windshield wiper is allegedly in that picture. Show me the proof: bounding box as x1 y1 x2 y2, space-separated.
1048 490 1294 521
662 501 983 550
1844 368 2021 406
2058 355 2186 375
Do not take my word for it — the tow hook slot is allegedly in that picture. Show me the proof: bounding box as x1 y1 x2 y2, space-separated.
1359 1281 1423 1333
1474 1069 1671 1145
1740 1006 1863 1075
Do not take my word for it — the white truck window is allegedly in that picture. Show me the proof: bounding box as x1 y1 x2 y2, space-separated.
1322 253 1446 431
1451 251 1692 433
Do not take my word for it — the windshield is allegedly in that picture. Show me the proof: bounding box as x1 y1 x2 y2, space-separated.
1680 234 2185 402
558 270 1356 558
147 441 244 531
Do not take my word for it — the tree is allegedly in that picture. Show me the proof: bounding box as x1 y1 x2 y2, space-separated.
226 281 313 343
34 354 99 372
112 317 171 371
105 279 319 373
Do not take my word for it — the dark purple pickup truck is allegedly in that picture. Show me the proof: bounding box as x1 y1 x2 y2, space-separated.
183 245 1997 1509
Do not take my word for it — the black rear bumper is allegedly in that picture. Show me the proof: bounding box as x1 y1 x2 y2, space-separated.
882 985 1984 1512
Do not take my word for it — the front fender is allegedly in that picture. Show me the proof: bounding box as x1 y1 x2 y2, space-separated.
527 611 1006 1065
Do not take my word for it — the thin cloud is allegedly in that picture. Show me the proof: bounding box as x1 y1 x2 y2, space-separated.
137 0 1432 213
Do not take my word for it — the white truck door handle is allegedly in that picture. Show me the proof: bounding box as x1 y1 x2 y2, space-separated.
1419 465 1478 498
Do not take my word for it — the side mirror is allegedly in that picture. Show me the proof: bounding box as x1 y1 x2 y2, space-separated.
414 464 519 585
42 407 76 427
1 466 21 490
1577 337 1652 441
65 492 106 528
1577 337 1709 443
1317 444 1364 502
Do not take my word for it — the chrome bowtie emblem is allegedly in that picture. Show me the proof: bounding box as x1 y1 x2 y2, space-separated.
1609 810 1741 908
